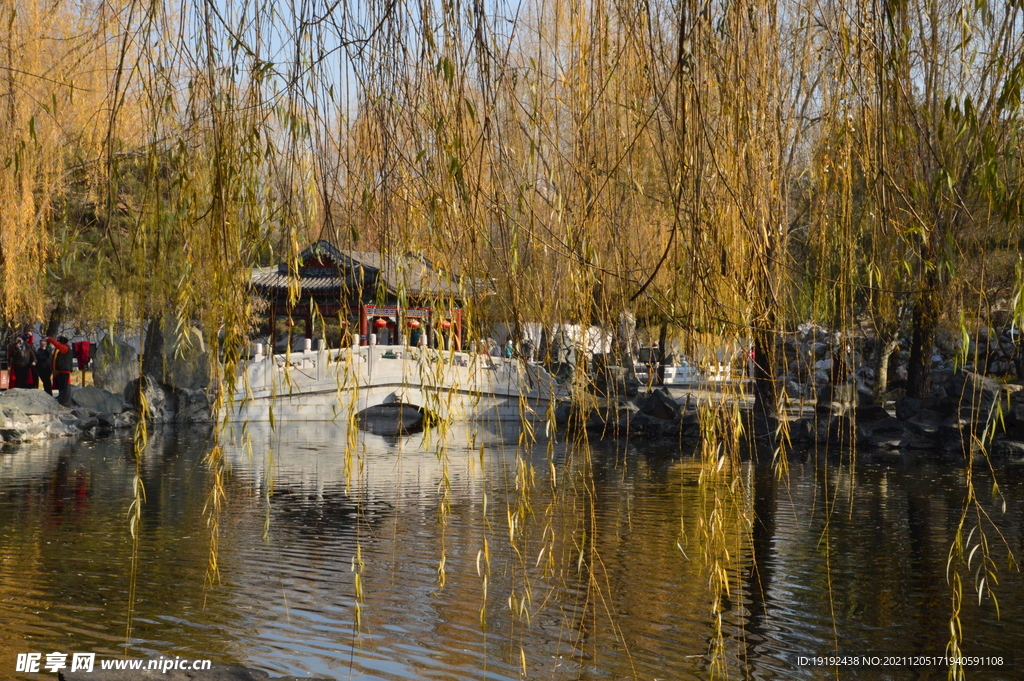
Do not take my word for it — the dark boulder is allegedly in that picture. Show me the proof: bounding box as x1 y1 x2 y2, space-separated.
854 404 890 423
637 388 682 421
176 388 212 423
946 371 1002 413
628 412 678 439
992 439 1024 461
142 315 210 392
937 415 974 451
929 395 961 419
92 335 139 395
789 417 816 445
124 377 176 423
930 368 955 393
680 410 699 434
75 416 99 430
71 385 127 415
114 411 138 429
1000 389 1024 437
857 415 910 450
899 436 937 451
905 409 943 437
808 414 856 445
895 396 921 420
582 399 636 433
71 407 99 419
816 383 857 416
0 389 76 442
0 388 59 416
593 365 639 398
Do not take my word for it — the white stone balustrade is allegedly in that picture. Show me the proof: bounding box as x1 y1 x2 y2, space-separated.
222 343 569 423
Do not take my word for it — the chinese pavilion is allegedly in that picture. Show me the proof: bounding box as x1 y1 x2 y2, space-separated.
251 241 468 350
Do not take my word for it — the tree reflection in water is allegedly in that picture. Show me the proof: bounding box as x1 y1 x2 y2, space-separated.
1 426 1023 679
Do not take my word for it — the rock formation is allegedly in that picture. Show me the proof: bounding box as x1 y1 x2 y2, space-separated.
92 335 139 395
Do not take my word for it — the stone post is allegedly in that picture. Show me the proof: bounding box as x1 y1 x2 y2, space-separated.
368 333 376 379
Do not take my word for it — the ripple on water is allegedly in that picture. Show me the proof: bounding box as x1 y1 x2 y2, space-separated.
3 427 1024 679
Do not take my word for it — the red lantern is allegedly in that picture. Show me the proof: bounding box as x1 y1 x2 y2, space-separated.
441 320 452 329
374 318 388 329
408 319 420 329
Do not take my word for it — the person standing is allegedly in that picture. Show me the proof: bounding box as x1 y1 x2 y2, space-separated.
36 338 53 395
48 335 73 403
10 336 37 388
522 339 535 363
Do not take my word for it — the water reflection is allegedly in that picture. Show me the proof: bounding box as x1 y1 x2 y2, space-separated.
1 426 1022 680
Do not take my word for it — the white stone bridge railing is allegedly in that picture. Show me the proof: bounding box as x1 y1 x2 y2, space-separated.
221 338 570 423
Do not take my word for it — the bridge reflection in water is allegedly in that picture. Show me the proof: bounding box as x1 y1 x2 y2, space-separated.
2 423 1024 680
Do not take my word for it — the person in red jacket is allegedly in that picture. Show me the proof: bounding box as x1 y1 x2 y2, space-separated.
48 336 74 403
10 335 37 389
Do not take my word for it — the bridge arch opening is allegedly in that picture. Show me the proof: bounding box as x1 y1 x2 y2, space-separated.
356 403 441 435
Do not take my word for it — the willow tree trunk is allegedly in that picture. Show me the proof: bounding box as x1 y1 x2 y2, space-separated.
873 336 899 403
45 302 65 338
752 329 777 420
907 301 937 398
538 327 549 368
907 265 939 398
657 322 669 385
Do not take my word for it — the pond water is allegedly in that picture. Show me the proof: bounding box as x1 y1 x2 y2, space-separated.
1 423 1022 680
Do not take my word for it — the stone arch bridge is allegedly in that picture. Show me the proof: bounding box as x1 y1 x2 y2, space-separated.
223 343 569 424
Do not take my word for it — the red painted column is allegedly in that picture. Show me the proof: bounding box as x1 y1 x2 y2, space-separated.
359 305 368 346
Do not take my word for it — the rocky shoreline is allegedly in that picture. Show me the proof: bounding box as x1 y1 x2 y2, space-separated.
786 370 1024 458
552 320 1024 463
1 320 217 444
561 370 1024 464
0 388 130 443
10 315 1024 464
9 367 1024 465
0 381 212 444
